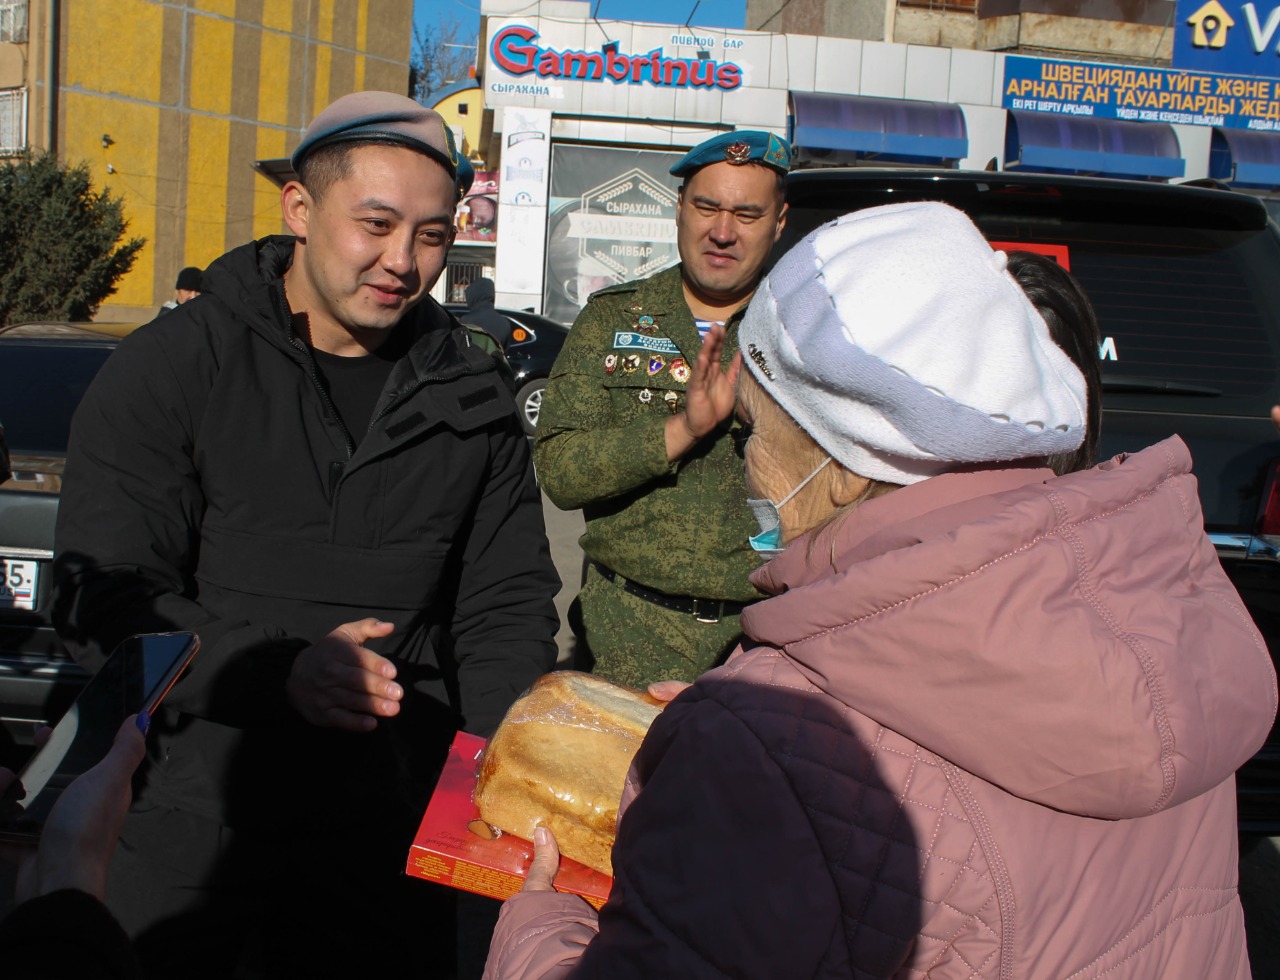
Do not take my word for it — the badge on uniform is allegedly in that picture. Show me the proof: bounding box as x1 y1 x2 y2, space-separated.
614 332 681 355
621 353 641 374
669 357 690 384
639 388 653 404
636 315 657 334
604 353 618 374
647 355 665 376
664 390 679 414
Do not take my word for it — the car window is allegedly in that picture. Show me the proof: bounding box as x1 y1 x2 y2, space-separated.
782 196 1280 414
0 345 115 455
1064 226 1279 401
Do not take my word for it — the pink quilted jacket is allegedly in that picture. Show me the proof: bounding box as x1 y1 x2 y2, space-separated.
485 437 1276 979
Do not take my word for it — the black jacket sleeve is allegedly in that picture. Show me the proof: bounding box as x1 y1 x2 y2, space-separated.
0 888 140 979
450 416 560 737
52 324 305 726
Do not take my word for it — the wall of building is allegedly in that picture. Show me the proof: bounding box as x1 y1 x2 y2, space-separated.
749 0 1176 62
433 81 486 163
51 0 411 322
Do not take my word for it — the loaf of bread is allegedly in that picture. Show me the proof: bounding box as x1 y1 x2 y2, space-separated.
473 671 662 876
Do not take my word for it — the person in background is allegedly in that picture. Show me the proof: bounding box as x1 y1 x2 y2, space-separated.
462 277 513 349
52 91 559 979
158 266 202 313
484 202 1275 978
534 130 790 686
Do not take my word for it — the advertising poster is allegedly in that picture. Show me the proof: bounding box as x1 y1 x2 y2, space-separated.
1003 54 1280 131
456 170 499 244
543 145 682 325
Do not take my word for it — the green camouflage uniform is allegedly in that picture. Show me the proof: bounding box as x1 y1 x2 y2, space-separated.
534 264 762 687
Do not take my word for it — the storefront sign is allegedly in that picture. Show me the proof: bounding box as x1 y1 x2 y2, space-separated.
1173 0 1280 79
498 107 551 208
490 24 743 92
1003 55 1280 130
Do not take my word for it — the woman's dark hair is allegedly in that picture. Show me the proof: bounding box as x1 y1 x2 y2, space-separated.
1007 251 1103 475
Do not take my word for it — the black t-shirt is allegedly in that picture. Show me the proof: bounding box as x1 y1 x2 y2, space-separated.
310 324 414 449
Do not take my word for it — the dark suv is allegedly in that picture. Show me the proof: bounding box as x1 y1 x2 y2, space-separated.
0 322 122 768
779 168 1280 835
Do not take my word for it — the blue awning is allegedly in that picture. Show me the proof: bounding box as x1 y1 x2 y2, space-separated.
1210 128 1280 189
789 92 969 167
1004 111 1185 181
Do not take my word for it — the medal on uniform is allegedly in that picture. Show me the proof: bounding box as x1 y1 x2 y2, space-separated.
647 355 665 376
604 353 618 374
664 390 679 414
637 314 657 334
669 357 690 383
639 388 653 404
621 353 641 374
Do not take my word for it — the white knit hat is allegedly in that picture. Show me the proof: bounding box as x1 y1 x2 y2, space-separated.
739 201 1087 485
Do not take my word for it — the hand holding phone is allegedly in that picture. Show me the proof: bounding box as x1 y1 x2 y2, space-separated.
0 631 198 842
8 715 147 902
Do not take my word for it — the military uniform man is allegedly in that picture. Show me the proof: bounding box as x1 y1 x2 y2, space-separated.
535 131 790 686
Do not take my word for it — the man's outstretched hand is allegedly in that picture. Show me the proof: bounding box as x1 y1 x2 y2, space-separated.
286 618 402 732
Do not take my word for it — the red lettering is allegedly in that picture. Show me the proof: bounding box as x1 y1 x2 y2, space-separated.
605 43 630 81
491 25 539 76
690 60 716 87
663 60 689 85
716 64 741 90
537 50 561 77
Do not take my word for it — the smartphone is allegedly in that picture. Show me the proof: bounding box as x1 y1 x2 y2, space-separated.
0 630 199 841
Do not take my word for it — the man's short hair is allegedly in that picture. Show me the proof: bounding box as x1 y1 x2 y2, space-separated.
296 142 360 203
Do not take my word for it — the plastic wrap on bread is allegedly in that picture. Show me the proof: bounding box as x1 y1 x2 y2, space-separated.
473 671 662 876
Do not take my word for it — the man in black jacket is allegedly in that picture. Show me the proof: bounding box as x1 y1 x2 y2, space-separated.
52 91 560 978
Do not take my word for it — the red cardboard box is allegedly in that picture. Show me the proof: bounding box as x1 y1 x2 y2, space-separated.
405 730 613 910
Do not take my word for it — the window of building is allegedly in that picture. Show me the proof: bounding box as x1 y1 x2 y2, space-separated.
459 103 469 115
0 88 27 156
0 1 28 44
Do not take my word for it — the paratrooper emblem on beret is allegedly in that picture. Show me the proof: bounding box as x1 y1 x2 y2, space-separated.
725 141 751 165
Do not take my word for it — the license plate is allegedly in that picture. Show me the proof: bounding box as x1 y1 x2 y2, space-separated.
0 558 38 610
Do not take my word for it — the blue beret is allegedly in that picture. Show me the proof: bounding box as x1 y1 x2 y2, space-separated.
291 91 459 180
670 131 791 178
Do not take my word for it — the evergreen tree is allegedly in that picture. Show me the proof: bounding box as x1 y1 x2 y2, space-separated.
0 153 144 327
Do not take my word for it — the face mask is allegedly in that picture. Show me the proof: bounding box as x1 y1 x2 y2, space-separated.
746 457 832 560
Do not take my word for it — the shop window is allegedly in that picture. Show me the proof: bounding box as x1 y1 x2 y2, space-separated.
0 88 26 156
0 1 28 43
447 260 486 304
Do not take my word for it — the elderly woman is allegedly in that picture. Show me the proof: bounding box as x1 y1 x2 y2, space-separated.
483 202 1276 979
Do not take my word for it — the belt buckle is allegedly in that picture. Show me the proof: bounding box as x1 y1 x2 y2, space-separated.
691 598 722 624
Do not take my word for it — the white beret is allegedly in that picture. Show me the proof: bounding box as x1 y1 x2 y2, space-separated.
739 201 1087 485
